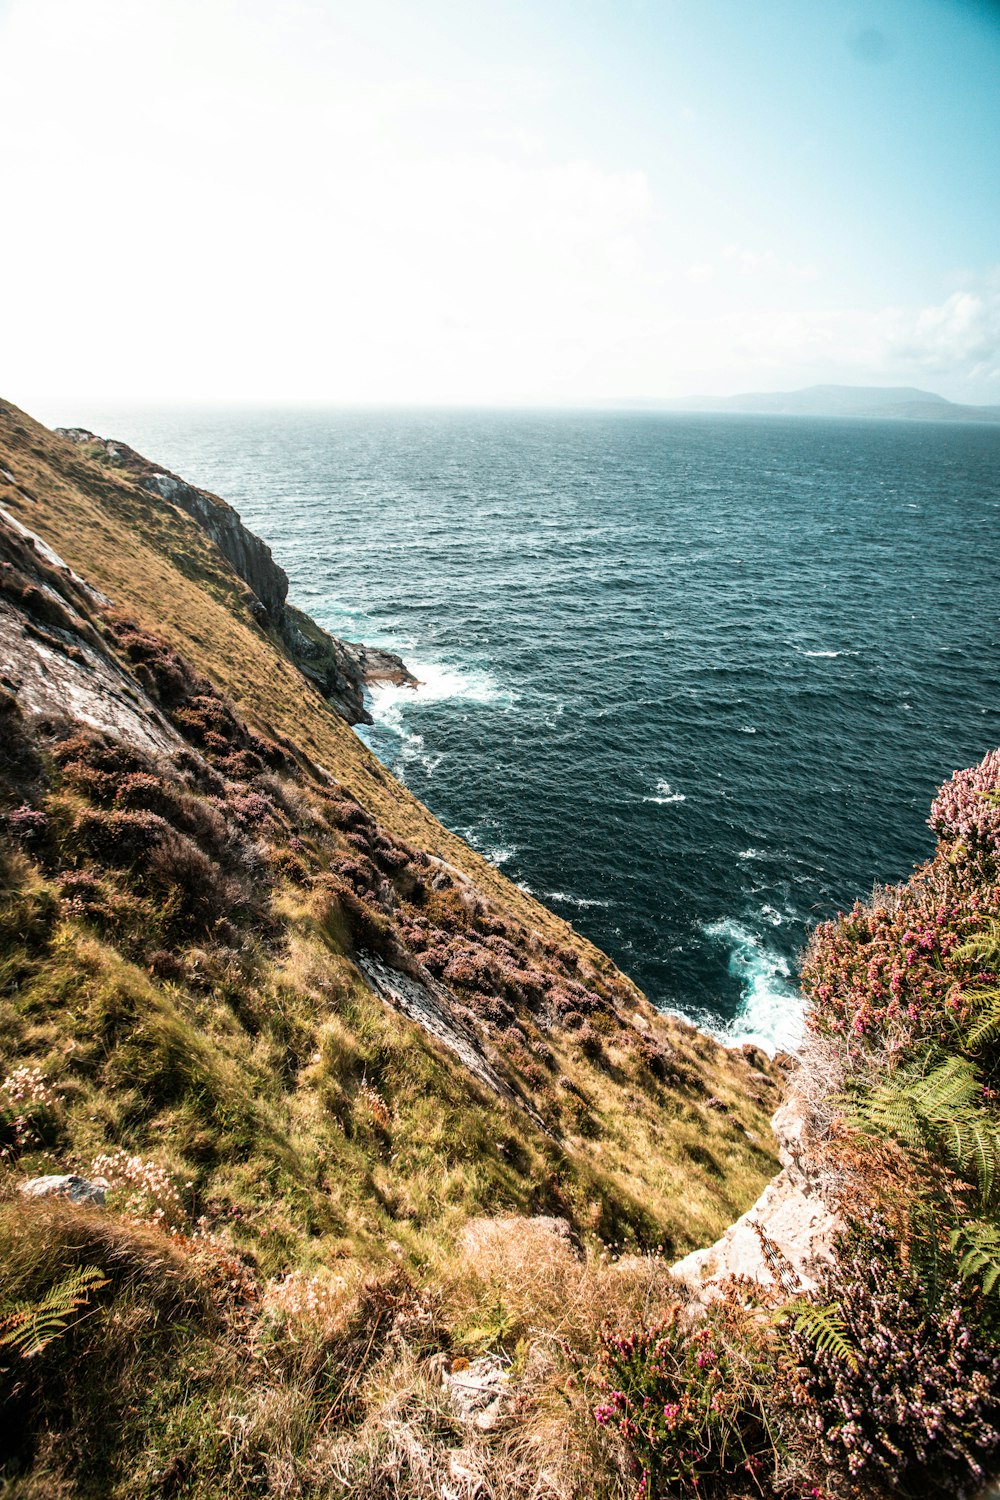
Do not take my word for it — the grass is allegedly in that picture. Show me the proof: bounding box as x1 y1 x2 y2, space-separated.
0 395 783 1497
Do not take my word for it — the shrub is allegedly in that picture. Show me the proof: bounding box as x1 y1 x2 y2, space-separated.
801 873 979 1048
215 749 265 781
790 1229 1000 1495
114 771 183 820
145 828 233 924
442 944 500 994
73 807 167 866
930 749 1000 866
52 732 148 778
227 791 279 829
2 804 49 850
594 1300 780 1498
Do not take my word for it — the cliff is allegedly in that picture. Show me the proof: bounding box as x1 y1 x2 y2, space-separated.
54 427 416 724
0 397 783 1498
7 396 991 1498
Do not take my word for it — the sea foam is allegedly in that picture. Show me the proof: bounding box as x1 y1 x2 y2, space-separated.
643 779 686 805
702 918 805 1056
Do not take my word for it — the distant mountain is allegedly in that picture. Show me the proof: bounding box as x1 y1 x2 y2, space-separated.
669 384 1000 423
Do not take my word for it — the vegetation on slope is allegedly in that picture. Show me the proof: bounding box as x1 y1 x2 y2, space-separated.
0 400 780 1497
592 748 1000 1497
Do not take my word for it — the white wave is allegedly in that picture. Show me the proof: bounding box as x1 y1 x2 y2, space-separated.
367 658 508 720
803 649 840 658
738 847 763 861
478 844 516 867
458 817 518 870
643 778 686 805
738 725 757 734
546 890 613 909
702 918 804 1056
361 657 513 775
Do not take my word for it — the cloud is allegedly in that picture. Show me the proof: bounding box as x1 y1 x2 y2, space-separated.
882 273 1000 383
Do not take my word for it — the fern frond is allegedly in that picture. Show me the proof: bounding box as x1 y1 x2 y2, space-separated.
964 988 1000 1050
851 1055 1000 1204
942 1117 1000 1205
908 1055 979 1115
950 1223 1000 1298
0 1265 107 1359
854 1055 978 1139
954 921 1000 968
783 1300 859 1371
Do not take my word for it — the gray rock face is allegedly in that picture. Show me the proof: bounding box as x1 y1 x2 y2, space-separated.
0 508 184 759
141 469 289 623
670 1084 841 1304
342 640 419 687
20 1174 110 1205
55 428 417 725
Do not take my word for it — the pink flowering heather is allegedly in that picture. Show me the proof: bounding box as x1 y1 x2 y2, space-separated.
930 748 1000 864
791 1229 1000 1493
594 1304 776 1497
801 876 983 1047
803 749 1000 1047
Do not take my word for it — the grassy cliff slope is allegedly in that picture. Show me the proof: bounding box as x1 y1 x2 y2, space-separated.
0 399 778 1498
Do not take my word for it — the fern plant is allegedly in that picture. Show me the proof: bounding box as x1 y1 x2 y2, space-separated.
954 923 1000 1053
0 1265 107 1359
950 1222 1000 1298
779 1298 858 1371
851 1054 1000 1207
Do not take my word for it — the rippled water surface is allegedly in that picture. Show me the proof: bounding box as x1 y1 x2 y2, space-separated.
77 407 1000 1049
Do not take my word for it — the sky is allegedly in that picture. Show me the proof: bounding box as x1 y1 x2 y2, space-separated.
1 0 999 409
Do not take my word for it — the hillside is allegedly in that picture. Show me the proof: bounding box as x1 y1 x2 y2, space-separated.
0 398 780 1496
4 397 998 1499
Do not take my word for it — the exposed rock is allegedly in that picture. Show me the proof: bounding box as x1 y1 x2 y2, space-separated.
358 954 552 1136
442 1354 511 1430
0 509 184 758
342 639 419 688
20 1174 110 1205
54 428 417 724
670 1083 840 1304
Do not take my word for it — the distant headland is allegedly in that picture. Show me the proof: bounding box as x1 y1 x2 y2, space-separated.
661 382 1000 423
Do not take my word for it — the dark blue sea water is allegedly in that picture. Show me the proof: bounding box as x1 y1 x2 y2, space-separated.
68 408 1000 1050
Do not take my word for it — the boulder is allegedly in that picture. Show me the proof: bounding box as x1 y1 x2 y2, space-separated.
443 1354 511 1430
20 1174 110 1205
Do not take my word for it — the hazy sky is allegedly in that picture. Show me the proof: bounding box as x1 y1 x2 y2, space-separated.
2 0 999 408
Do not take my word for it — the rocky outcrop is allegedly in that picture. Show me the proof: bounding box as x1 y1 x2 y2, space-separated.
55 428 416 725
0 506 184 760
56 430 289 622
20 1175 109 1205
670 1083 840 1304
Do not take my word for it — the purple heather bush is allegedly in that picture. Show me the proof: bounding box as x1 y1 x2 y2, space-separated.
3 805 50 850
930 748 1000 865
595 1301 777 1499
790 1230 1000 1495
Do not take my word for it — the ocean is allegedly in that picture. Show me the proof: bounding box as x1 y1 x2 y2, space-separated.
65 407 1000 1052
